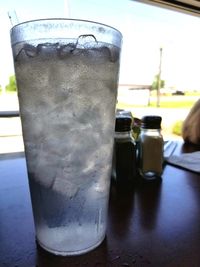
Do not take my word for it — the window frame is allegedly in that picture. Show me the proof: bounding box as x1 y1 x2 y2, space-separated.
133 0 200 16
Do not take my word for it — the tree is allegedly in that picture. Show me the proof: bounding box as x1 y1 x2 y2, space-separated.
152 73 165 107
152 74 165 90
6 75 17 92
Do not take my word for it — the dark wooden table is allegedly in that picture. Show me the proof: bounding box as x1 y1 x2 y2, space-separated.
1 142 200 267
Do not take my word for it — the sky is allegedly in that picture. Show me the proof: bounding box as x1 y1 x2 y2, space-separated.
0 0 200 90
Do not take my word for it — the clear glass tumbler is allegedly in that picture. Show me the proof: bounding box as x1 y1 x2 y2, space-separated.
10 19 122 255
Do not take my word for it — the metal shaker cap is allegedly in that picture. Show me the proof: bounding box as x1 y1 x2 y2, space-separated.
141 116 162 129
115 116 132 132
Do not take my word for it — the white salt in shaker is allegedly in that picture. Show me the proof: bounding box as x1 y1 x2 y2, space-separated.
139 116 163 180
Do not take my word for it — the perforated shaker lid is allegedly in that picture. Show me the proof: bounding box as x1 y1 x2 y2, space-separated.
141 116 162 129
115 116 132 132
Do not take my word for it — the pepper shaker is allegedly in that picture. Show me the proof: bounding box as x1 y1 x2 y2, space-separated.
112 115 137 187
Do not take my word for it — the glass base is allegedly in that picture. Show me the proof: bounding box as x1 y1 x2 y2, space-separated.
36 234 106 256
139 170 162 181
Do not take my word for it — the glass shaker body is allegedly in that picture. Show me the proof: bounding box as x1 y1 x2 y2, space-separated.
112 116 137 187
139 116 163 180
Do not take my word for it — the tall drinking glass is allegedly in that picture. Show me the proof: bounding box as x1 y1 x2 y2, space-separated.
10 19 122 255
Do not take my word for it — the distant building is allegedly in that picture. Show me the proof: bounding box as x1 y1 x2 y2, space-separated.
118 84 152 106
119 84 152 90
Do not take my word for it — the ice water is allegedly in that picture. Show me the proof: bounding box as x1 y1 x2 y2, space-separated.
13 39 120 255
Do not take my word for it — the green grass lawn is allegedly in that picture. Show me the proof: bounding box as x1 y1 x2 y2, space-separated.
117 101 197 109
117 93 200 109
149 100 196 108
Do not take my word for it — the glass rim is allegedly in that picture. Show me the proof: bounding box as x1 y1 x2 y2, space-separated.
11 18 122 38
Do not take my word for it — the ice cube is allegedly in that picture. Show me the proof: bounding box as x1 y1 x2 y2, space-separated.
14 43 38 61
101 45 119 62
52 175 79 199
24 43 38 57
36 42 60 58
75 34 97 49
57 43 76 58
110 46 120 62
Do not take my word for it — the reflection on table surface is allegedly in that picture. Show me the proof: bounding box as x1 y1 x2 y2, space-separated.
0 141 200 267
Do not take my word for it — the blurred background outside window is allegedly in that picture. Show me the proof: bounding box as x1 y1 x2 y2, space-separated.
0 0 200 154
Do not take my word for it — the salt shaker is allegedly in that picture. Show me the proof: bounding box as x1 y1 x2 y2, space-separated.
139 115 163 180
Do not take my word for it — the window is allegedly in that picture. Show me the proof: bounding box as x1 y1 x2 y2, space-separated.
0 0 200 154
